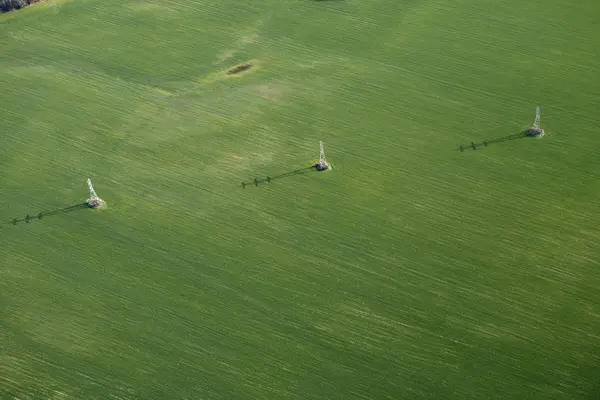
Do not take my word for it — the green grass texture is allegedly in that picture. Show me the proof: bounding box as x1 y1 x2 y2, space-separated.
1 0 599 399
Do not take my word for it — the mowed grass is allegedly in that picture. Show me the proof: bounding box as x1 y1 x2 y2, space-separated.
1 0 600 398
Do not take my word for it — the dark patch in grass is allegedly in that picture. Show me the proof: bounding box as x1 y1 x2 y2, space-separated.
227 63 252 75
0 0 43 14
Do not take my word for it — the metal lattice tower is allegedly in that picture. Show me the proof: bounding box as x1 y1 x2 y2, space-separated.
87 178 99 201
533 106 541 130
314 141 331 171
319 141 327 167
86 178 105 208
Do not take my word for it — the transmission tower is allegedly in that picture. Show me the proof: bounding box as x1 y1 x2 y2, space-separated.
86 178 105 208
526 106 545 137
315 141 330 171
533 106 541 130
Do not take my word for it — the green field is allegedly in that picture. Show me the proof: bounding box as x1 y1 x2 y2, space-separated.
2 0 600 398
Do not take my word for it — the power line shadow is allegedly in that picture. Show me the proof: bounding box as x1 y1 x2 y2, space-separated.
10 202 89 225
459 131 531 152
241 166 317 188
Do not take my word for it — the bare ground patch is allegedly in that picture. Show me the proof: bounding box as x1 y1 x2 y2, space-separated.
256 83 285 101
213 20 263 65
215 50 236 65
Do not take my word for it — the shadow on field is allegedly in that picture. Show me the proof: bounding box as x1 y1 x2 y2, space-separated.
9 203 89 226
459 131 531 152
241 166 317 188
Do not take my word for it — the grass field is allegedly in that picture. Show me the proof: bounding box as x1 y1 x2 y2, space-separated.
1 0 600 399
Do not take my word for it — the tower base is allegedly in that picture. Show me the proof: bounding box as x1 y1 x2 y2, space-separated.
314 162 330 171
525 127 545 137
86 198 105 209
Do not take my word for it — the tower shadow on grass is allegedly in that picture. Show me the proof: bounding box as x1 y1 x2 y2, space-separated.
241 166 317 188
459 131 531 152
9 202 89 226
